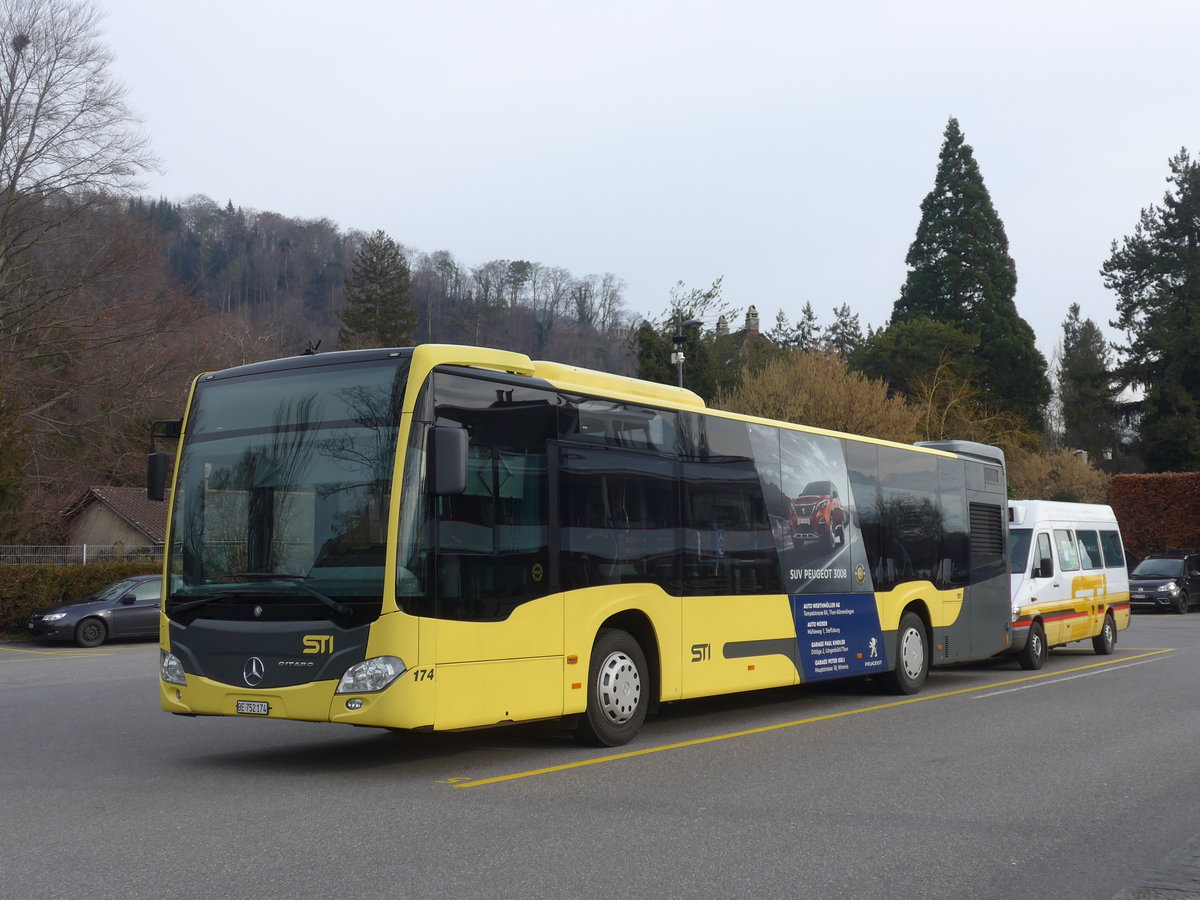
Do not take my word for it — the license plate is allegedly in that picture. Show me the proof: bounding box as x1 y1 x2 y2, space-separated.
236 700 270 716
1132 594 1147 600
798 517 811 525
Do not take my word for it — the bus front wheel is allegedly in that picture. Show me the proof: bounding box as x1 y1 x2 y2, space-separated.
878 611 928 695
575 628 648 747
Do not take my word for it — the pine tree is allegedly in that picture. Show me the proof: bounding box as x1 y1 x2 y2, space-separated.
1104 149 1200 471
821 303 862 358
766 310 797 349
1057 303 1120 463
892 117 1050 429
338 230 416 349
795 301 820 351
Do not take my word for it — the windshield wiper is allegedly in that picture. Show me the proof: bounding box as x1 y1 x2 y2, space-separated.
167 591 228 614
218 572 354 617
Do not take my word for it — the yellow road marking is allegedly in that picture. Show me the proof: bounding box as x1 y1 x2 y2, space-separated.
450 649 1175 789
0 644 149 659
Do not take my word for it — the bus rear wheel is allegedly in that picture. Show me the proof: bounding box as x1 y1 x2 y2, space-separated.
575 628 648 747
878 611 928 695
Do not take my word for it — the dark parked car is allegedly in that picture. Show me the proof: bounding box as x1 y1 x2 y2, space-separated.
28 574 164 647
1128 551 1200 614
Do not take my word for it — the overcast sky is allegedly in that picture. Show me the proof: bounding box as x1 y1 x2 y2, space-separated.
99 0 1200 362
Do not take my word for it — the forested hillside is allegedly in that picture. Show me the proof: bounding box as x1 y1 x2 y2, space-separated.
6 191 637 542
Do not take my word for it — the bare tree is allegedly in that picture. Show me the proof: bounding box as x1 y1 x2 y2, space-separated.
0 0 156 299
0 0 166 537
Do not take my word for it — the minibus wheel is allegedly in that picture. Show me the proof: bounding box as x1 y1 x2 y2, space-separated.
1092 612 1117 655
1018 621 1047 670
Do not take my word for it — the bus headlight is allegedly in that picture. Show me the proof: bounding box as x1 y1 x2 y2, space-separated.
160 650 186 686
336 656 406 694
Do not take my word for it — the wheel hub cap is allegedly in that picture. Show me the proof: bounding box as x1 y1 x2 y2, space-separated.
597 651 641 725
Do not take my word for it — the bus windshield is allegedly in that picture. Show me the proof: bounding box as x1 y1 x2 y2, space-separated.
165 356 409 623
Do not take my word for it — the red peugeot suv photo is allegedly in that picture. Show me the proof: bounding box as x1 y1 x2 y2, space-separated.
790 480 846 551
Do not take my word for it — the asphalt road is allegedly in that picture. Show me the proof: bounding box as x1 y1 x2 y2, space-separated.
3 612 1200 900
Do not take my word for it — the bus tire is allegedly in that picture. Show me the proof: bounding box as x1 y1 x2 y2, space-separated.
879 611 928 695
575 628 648 747
1018 620 1047 670
1092 612 1117 655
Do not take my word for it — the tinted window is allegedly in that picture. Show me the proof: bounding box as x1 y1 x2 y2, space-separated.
559 445 678 591
879 447 940 586
426 372 556 621
938 458 970 585
560 397 680 454
1099 530 1125 568
680 415 780 596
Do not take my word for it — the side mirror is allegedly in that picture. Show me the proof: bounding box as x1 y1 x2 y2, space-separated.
147 452 172 502
119 594 136 606
430 426 468 496
1033 556 1053 579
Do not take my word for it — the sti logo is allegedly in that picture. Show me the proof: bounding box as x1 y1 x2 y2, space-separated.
302 635 333 654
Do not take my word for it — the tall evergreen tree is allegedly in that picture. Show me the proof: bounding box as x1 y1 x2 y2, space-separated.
1057 303 1121 463
794 301 820 351
338 230 416 349
822 303 862 358
1104 149 1200 471
766 309 798 349
892 117 1050 429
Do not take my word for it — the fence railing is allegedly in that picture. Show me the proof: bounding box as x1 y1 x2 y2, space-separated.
0 545 164 566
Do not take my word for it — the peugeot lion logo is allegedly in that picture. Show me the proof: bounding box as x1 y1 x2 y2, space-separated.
243 656 265 687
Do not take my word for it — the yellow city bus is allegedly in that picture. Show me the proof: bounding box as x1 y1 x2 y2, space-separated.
150 344 1012 745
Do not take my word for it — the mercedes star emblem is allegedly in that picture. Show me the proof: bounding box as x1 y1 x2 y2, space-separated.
243 656 265 687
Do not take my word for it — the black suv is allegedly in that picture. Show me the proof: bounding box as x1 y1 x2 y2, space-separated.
1129 551 1200 614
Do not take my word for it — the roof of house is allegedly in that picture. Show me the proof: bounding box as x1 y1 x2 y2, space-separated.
64 486 171 544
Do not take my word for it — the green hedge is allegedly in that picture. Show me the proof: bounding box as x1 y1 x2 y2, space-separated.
0 562 162 639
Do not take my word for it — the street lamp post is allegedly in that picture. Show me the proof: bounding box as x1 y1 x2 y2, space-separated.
671 313 703 387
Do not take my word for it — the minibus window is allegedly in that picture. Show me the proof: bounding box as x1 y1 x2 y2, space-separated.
1099 531 1125 568
1076 530 1101 569
1055 529 1080 571
1034 533 1054 578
